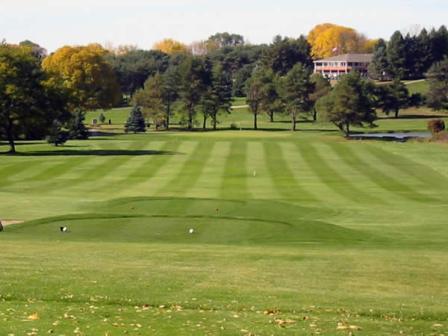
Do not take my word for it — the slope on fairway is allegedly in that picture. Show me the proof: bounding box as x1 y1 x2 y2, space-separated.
4 198 375 245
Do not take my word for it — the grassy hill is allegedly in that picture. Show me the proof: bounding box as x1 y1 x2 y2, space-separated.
1 113 448 335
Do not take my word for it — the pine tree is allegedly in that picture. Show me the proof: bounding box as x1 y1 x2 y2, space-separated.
426 58 448 111
387 31 407 79
378 79 409 118
368 39 389 80
68 110 89 139
46 120 69 146
317 72 376 136
125 106 146 133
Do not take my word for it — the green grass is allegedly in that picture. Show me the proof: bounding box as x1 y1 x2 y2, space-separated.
405 79 430 95
1 116 448 335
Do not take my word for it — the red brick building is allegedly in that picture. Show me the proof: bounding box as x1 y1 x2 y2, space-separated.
313 54 373 79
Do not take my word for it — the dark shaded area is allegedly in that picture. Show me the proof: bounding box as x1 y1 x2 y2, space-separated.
379 114 448 120
1 149 179 157
348 131 430 142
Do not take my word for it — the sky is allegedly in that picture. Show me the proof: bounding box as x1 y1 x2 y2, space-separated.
1 0 447 52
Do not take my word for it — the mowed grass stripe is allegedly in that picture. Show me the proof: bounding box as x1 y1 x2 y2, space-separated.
280 142 342 205
220 141 249 200
263 142 315 201
366 144 448 189
188 141 231 199
0 160 45 188
296 142 380 204
246 142 281 200
158 141 214 197
327 142 439 203
146 141 199 196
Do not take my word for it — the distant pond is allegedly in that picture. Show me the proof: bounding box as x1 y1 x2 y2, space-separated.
348 132 431 141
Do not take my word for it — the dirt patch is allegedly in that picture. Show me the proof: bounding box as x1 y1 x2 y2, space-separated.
1 220 24 227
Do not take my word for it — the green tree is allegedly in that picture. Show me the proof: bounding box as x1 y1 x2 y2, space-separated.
368 39 389 80
68 110 89 139
179 56 210 130
106 49 169 96
246 68 264 130
263 35 313 75
0 44 69 153
387 31 407 79
317 72 376 136
377 79 409 118
426 58 448 111
280 64 313 131
309 73 331 121
201 63 233 130
125 106 146 133
46 120 69 146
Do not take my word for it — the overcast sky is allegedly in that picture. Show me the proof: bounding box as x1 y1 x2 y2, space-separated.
1 0 447 51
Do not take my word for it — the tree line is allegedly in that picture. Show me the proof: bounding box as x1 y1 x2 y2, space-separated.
369 26 448 80
2 25 448 153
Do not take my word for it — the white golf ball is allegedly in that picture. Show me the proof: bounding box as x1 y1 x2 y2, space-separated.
189 228 194 234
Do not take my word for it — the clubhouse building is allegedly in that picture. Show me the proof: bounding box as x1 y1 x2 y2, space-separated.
313 54 373 79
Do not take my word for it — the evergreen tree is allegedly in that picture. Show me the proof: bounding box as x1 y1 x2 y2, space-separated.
262 35 313 75
368 39 390 80
429 26 448 65
377 79 409 118
125 106 146 133
46 120 69 146
317 72 376 136
426 58 448 111
280 64 313 131
387 31 407 79
68 110 89 139
416 29 432 77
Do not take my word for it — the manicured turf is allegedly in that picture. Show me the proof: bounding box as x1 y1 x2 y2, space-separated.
1 116 448 335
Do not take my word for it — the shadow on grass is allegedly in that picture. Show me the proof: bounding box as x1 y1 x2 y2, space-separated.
1 149 179 157
379 114 448 120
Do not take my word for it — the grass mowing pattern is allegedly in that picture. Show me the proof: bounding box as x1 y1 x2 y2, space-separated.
1 127 448 335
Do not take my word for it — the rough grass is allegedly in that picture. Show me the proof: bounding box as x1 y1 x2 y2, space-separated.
1 116 448 335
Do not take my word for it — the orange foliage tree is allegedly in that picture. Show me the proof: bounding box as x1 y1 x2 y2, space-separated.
153 38 189 55
308 23 374 59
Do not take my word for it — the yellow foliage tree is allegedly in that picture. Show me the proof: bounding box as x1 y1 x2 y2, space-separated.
153 38 189 55
42 44 121 111
308 23 374 59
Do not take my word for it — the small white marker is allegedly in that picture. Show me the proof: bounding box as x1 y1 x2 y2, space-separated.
189 228 195 234
253 170 257 177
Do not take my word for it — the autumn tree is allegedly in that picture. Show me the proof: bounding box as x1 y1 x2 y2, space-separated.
317 72 376 136
42 44 121 111
0 44 70 153
153 38 189 55
308 23 372 59
279 64 313 131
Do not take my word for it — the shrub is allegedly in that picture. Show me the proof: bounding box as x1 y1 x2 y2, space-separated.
230 122 239 130
99 113 106 124
427 119 446 134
